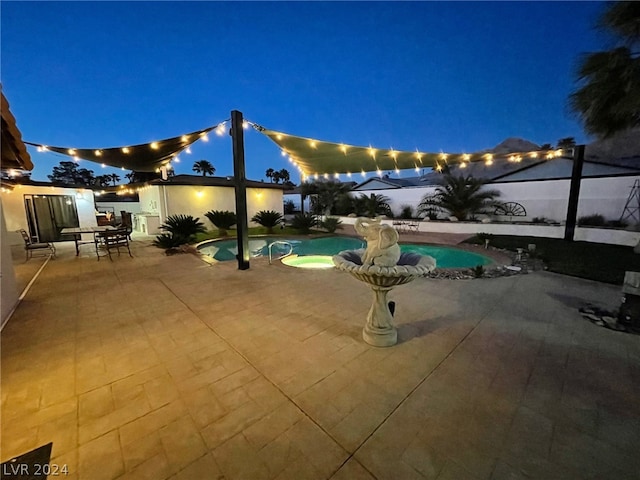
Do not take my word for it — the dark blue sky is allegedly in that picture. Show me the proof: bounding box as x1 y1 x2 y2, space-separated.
2 1 606 183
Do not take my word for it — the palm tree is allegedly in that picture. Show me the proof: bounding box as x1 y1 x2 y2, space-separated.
356 193 392 218
108 174 121 186
192 160 216 176
265 168 275 183
251 210 283 233
418 174 501 221
568 2 640 138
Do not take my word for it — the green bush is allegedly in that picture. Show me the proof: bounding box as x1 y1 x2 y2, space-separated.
204 210 236 236
471 265 485 278
399 205 414 219
321 216 343 233
153 233 189 249
607 219 628 228
291 213 317 234
160 214 207 241
251 210 284 233
578 214 606 226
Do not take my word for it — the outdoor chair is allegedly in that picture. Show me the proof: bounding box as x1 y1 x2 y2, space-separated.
118 211 133 240
94 228 132 261
18 229 56 260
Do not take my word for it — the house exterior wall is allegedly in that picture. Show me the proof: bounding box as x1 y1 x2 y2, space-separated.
141 185 283 230
1 200 19 328
353 175 640 222
1 185 97 245
94 200 141 216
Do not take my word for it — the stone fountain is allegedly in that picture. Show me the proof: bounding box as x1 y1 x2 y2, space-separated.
332 218 436 347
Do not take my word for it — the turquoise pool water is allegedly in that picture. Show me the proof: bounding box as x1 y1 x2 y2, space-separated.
197 236 492 268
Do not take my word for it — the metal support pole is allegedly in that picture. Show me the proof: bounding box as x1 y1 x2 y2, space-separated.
231 110 249 270
564 144 585 241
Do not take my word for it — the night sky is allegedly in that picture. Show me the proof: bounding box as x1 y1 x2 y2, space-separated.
1 1 606 183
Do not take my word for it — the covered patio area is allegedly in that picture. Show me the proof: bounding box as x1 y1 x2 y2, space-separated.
2 239 639 479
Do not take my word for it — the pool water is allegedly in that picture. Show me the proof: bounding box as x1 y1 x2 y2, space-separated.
197 236 492 268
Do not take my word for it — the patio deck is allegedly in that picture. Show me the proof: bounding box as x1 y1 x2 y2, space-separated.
2 238 639 480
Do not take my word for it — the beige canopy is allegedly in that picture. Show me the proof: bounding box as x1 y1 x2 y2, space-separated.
255 125 564 177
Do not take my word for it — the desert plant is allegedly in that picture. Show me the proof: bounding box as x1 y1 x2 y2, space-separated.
418 174 501 221
399 205 414 219
291 213 317 234
153 233 188 249
578 214 606 226
358 193 392 218
160 214 207 241
204 210 236 236
251 210 284 233
471 265 485 278
320 216 343 233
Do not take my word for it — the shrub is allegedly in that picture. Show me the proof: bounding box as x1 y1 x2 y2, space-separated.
578 214 606 226
204 210 236 236
251 210 284 233
399 205 414 219
160 214 207 242
531 217 548 224
607 219 628 228
153 233 188 249
321 216 343 233
471 265 485 278
291 213 317 234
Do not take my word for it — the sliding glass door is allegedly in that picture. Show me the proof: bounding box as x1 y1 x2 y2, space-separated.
24 194 80 242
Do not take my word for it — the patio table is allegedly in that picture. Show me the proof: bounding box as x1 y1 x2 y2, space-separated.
61 226 115 256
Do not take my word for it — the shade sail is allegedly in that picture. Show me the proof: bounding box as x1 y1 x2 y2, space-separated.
25 123 224 172
255 125 565 177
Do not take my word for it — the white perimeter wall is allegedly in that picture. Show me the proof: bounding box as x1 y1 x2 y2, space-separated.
139 185 283 230
1 185 97 246
354 176 640 222
337 216 640 246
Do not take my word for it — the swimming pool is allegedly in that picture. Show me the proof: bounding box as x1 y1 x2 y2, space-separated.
197 236 492 268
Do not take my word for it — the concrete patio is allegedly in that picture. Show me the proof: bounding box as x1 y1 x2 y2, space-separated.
2 238 639 480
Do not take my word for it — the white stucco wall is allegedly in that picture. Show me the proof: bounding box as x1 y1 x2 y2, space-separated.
1 185 97 245
140 185 284 230
353 176 640 222
1 199 19 328
94 200 141 216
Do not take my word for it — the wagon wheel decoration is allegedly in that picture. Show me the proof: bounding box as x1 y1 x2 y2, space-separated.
494 202 527 216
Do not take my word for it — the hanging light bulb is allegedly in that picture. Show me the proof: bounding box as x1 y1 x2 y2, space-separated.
346 172 352 177
242 121 249 129
216 124 226 136
186 147 192 154
201 133 209 142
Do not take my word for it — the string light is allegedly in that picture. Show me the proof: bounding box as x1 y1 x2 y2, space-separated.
94 150 102 156
216 124 226 136
201 133 209 142
242 121 249 129
186 147 192 154
150 142 159 150
340 144 347 154
68 149 76 155
122 147 130 154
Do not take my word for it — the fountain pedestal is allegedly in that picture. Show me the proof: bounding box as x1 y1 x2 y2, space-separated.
333 248 436 347
364 286 397 346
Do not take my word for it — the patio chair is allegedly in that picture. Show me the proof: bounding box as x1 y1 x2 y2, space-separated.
18 229 56 260
118 211 133 240
94 228 132 261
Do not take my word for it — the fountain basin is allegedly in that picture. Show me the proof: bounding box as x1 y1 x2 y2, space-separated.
333 249 436 346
